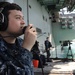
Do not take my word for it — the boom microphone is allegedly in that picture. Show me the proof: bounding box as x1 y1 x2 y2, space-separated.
0 26 27 38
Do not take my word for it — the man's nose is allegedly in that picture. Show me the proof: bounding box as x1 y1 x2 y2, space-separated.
21 20 25 25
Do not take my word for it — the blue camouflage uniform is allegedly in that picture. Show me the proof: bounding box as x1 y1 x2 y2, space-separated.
0 35 34 75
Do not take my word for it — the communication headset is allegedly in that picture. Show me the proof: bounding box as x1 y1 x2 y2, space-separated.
0 6 8 31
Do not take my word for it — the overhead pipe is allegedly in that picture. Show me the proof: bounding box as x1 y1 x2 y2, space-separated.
27 0 29 25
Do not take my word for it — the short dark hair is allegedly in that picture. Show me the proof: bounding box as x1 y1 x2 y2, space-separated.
0 2 22 20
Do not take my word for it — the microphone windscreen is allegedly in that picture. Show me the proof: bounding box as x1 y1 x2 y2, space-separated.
22 26 27 34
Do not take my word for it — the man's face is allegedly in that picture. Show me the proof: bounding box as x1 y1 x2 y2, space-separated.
6 10 25 36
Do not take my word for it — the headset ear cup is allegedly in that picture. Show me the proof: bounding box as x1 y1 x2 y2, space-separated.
0 13 3 25
0 13 8 31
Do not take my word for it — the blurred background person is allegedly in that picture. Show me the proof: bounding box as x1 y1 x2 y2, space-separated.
44 37 52 62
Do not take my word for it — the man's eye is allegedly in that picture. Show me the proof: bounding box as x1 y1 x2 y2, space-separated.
16 17 24 20
16 17 21 19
